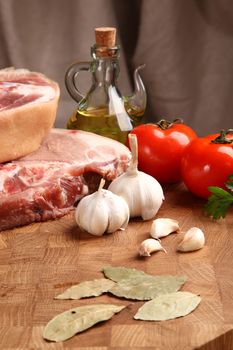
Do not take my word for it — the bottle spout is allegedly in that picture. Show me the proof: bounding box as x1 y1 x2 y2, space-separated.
125 64 147 120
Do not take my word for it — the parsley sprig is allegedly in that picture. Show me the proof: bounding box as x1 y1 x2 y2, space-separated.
205 175 233 219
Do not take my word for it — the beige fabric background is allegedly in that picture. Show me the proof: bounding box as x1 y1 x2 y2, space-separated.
0 0 233 135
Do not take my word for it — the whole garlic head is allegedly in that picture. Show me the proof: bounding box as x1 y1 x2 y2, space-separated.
75 179 129 236
150 218 180 240
108 134 164 220
177 227 205 252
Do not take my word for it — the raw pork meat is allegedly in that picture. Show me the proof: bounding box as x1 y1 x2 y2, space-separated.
0 68 59 163
0 129 131 231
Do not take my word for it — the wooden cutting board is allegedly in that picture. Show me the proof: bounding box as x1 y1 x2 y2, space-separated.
0 184 232 349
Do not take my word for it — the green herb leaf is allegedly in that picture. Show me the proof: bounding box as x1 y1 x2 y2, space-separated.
225 174 233 191
205 176 233 219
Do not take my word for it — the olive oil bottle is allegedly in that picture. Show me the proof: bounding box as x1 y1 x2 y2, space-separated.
65 27 146 144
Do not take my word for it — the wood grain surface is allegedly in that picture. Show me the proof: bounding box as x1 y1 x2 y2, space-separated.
0 184 233 349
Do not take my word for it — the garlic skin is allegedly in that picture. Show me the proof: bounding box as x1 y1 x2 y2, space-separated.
139 239 167 256
177 227 205 252
108 134 164 220
75 179 129 236
150 218 180 240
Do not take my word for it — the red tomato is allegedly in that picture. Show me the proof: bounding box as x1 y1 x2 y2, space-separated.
129 120 197 184
181 132 233 199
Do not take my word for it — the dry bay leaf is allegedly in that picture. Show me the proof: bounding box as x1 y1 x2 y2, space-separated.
43 304 125 342
103 266 148 282
54 278 115 300
109 275 187 300
134 291 201 321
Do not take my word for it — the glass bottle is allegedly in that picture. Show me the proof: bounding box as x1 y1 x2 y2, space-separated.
65 27 146 144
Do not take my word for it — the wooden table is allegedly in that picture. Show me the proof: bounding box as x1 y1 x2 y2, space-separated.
0 184 233 349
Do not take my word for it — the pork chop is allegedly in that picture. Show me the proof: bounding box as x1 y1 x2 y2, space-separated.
0 129 131 231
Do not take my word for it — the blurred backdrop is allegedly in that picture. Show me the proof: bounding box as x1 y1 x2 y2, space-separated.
0 0 233 135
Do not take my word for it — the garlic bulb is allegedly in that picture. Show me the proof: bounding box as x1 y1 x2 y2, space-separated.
150 218 180 240
177 227 205 252
139 238 167 256
108 134 164 220
75 178 129 236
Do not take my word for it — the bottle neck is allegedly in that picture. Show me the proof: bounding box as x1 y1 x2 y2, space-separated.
91 45 120 87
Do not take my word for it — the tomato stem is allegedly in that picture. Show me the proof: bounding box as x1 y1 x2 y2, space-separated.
156 118 183 130
211 129 233 144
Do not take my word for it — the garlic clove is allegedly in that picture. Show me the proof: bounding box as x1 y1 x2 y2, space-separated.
139 238 167 257
177 227 205 252
138 172 164 220
75 192 109 236
106 194 129 233
150 218 180 240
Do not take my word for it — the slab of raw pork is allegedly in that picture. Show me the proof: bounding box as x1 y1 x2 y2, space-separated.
0 129 131 231
0 67 60 163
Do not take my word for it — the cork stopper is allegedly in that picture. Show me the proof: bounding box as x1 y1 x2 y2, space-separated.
95 27 116 48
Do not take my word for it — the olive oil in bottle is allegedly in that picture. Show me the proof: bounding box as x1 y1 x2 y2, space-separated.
67 107 130 144
65 27 146 144
67 104 145 144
